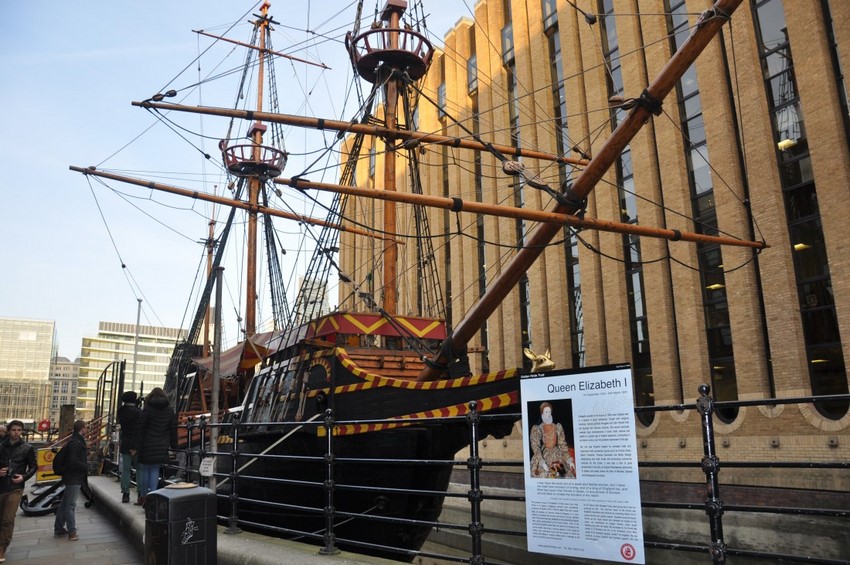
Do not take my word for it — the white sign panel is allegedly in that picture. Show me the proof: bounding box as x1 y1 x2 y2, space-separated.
199 456 216 478
521 363 644 564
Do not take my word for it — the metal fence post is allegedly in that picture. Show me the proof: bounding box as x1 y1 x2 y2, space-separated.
466 400 484 564
184 416 195 483
198 415 208 487
319 408 340 555
225 413 242 534
697 384 726 564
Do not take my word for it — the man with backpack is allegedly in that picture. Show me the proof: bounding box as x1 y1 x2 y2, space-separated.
0 420 37 562
53 420 88 541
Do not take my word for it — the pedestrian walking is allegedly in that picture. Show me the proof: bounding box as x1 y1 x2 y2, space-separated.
117 391 142 503
133 387 177 507
54 420 89 541
0 420 37 562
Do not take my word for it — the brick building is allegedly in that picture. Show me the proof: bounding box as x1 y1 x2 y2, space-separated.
339 0 849 491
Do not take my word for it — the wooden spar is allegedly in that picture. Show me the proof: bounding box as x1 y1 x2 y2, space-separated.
193 29 330 70
275 177 766 250
418 0 746 381
131 101 589 167
67 166 390 241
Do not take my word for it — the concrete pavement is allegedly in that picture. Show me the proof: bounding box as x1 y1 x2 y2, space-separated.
87 475 406 565
5 481 140 564
5 476 409 564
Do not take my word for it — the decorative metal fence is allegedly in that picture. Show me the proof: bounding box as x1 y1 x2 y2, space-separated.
171 385 850 565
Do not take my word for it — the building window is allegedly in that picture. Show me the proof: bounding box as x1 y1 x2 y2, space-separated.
544 5 584 368
600 0 653 413
467 53 478 94
542 0 557 30
754 0 848 419
666 0 739 420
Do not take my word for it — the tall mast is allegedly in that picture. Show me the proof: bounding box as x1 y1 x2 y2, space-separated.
347 0 435 316
381 2 402 315
245 1 272 337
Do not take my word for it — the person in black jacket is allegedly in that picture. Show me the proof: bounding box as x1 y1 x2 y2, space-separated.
117 391 142 503
0 420 37 561
134 387 177 507
54 420 88 541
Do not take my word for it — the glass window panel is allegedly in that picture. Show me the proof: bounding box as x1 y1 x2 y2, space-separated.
768 70 796 107
683 94 702 120
780 156 813 187
700 246 723 269
707 327 733 358
809 345 849 417
633 346 651 371
790 221 829 279
705 300 730 327
784 183 818 221
764 49 788 80
774 101 805 144
669 0 688 30
800 279 835 310
778 136 809 163
694 193 715 217
605 18 619 53
686 114 706 146
802 308 840 346
756 0 788 51
467 54 478 93
542 0 557 28
617 145 631 176
610 62 624 95
711 361 738 403
703 267 725 289
689 148 713 194
621 178 637 221
631 273 645 317
679 65 698 98
698 217 719 236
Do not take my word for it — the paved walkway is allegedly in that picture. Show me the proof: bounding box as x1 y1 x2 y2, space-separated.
6 475 406 565
6 480 140 564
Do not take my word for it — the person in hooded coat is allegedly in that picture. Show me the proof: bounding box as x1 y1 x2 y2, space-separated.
117 391 142 503
133 387 177 506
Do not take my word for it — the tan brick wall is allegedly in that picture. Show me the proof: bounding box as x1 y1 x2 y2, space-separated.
339 0 850 488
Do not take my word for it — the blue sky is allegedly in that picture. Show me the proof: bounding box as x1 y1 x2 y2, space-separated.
0 1 470 358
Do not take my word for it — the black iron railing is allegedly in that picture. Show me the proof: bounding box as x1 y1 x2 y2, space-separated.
169 386 850 565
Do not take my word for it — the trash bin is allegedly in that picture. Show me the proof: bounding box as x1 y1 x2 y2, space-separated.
145 482 217 565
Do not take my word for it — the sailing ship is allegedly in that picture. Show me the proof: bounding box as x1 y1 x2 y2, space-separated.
70 0 758 558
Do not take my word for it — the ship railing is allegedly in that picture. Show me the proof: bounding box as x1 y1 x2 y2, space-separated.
220 143 288 179
171 388 850 565
346 26 434 83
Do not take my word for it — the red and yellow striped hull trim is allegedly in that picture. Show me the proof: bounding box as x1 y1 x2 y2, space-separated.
318 391 519 436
